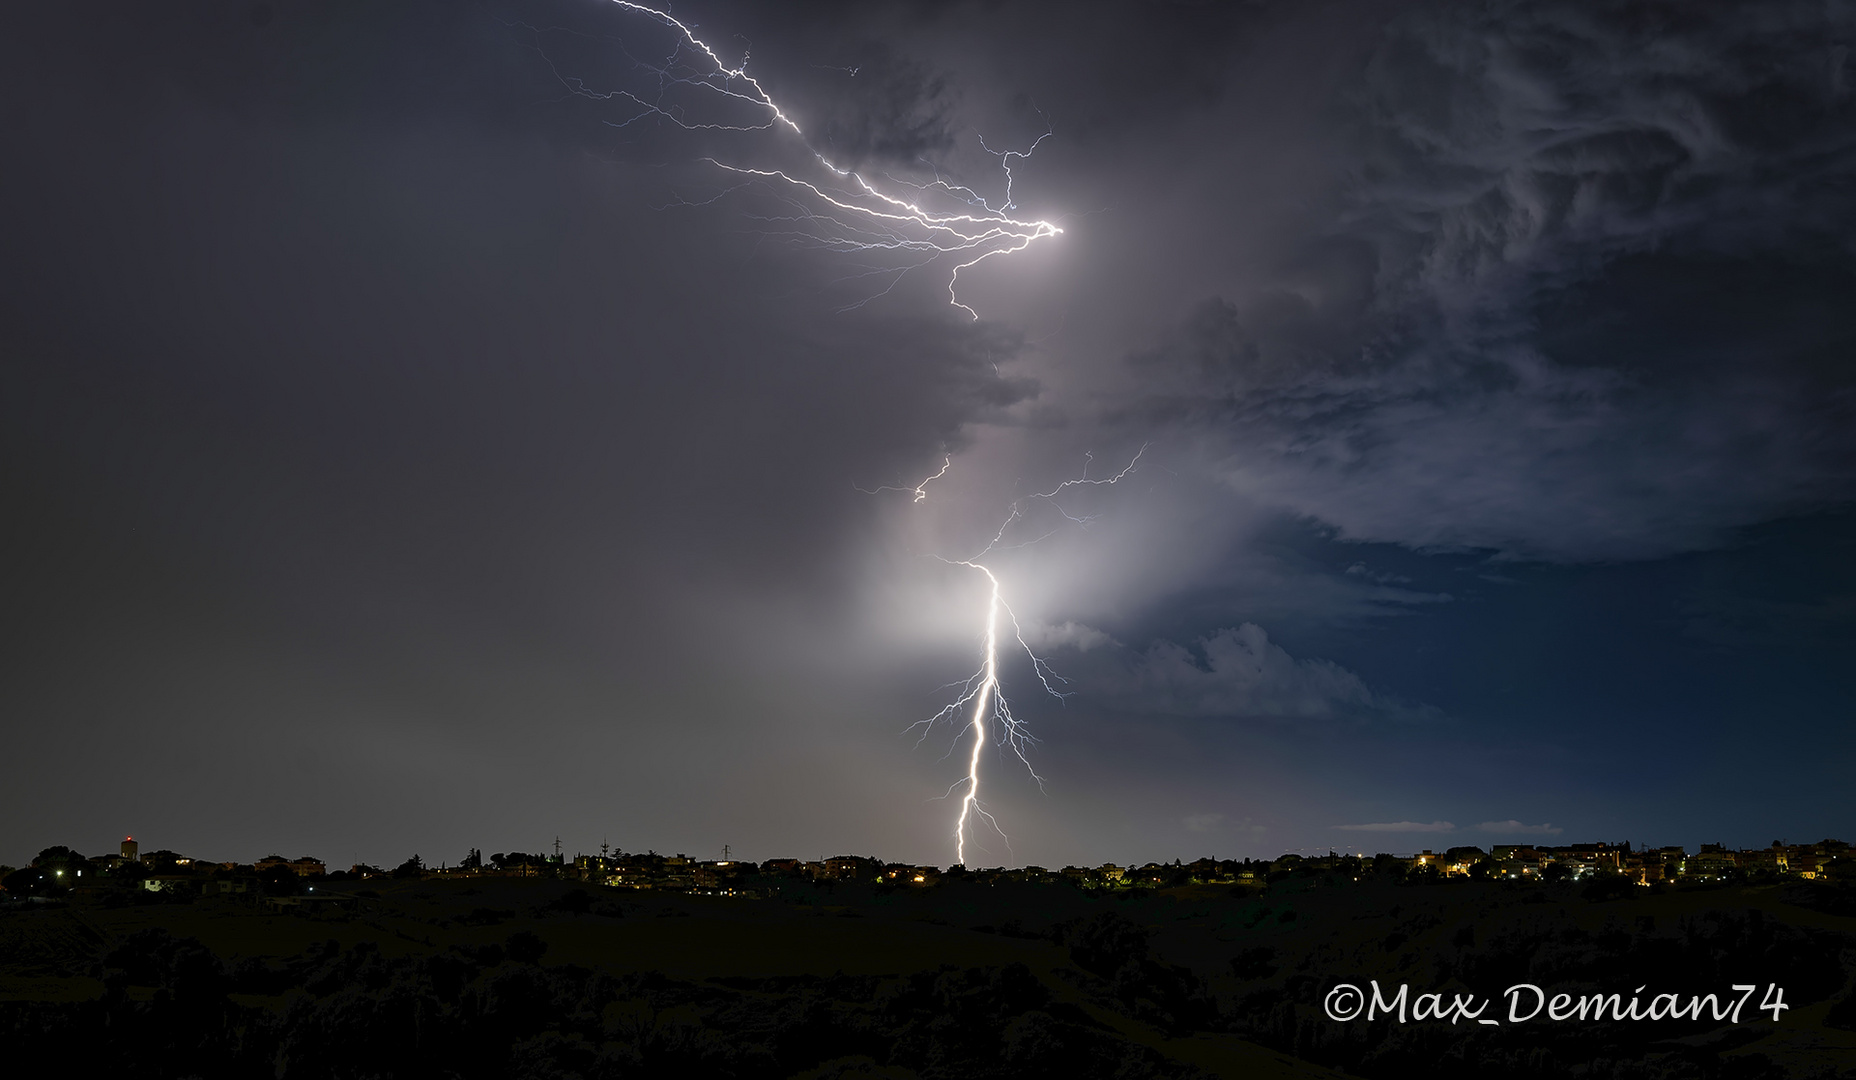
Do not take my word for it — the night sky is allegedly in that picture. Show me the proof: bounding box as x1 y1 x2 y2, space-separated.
4 0 1853 870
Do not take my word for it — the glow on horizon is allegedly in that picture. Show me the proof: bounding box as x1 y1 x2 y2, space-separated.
910 448 1146 865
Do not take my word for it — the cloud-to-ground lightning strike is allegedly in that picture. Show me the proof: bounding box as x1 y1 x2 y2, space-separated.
906 448 1146 865
545 3 1061 318
558 4 1094 861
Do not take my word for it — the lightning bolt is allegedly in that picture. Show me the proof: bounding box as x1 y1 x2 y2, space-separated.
537 2 1062 318
853 454 951 503
904 447 1146 865
557 5 1095 862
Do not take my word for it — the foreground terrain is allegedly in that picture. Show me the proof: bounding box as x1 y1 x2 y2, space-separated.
2 871 1854 1078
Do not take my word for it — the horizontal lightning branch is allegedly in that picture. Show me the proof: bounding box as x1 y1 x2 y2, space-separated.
552 2 1062 318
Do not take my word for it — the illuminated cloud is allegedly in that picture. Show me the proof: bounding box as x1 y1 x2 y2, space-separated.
1102 623 1432 722
1021 619 1114 652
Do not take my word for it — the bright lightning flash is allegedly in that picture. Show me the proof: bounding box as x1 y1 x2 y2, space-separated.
539 3 1061 318
906 447 1145 865
558 6 1091 863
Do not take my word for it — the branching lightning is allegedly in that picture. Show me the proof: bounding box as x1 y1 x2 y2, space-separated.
854 454 951 503
559 5 1106 864
540 2 1061 318
903 447 1146 865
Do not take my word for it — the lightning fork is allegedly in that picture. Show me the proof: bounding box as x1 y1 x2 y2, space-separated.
548 3 1062 318
900 446 1145 864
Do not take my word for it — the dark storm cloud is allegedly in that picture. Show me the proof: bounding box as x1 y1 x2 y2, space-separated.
785 44 956 167
0 0 1044 862
1 0 1030 581
4 0 1851 867
1127 0 1856 561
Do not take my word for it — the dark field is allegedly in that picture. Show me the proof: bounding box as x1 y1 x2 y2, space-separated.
3 873 1854 1078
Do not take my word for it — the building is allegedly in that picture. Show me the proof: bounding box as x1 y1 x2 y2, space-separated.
1741 844 1789 875
875 864 941 886
121 836 139 863
1687 845 1739 878
1557 843 1624 873
660 855 694 890
1548 843 1624 879
692 862 743 890
1491 847 1549 876
822 856 879 881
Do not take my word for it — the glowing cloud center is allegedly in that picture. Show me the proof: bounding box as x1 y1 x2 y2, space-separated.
574 4 1100 863
906 449 1145 864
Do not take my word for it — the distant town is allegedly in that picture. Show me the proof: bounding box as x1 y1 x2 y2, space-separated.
3 835 1849 904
